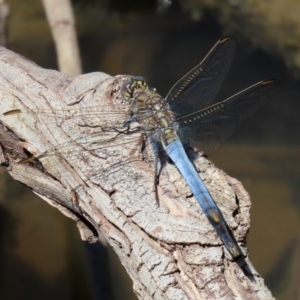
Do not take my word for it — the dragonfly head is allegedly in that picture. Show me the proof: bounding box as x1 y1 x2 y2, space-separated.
122 76 148 102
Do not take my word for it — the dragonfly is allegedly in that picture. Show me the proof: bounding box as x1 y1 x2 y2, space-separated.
4 36 278 259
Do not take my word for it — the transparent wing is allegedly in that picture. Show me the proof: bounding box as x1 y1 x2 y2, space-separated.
3 106 158 188
166 36 236 116
3 106 130 128
176 79 279 155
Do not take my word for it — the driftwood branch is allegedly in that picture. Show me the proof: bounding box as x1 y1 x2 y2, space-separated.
0 47 275 300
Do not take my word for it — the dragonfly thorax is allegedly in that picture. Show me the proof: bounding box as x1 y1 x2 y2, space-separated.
121 77 178 147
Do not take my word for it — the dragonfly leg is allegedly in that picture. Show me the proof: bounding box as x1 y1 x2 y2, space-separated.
147 137 168 206
152 144 160 206
122 114 137 128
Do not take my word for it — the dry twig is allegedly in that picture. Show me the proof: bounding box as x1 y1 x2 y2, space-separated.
42 0 82 75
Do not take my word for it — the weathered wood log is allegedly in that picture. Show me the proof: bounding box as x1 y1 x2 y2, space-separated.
0 47 275 300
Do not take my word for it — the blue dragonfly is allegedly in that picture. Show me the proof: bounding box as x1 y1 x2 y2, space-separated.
4 37 277 259
121 36 278 258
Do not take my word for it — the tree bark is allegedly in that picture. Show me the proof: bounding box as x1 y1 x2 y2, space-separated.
0 47 275 300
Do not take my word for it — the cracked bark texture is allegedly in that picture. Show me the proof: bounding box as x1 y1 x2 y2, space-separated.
0 47 274 300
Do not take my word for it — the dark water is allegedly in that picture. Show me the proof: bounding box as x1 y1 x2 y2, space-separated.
1 1 299 299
